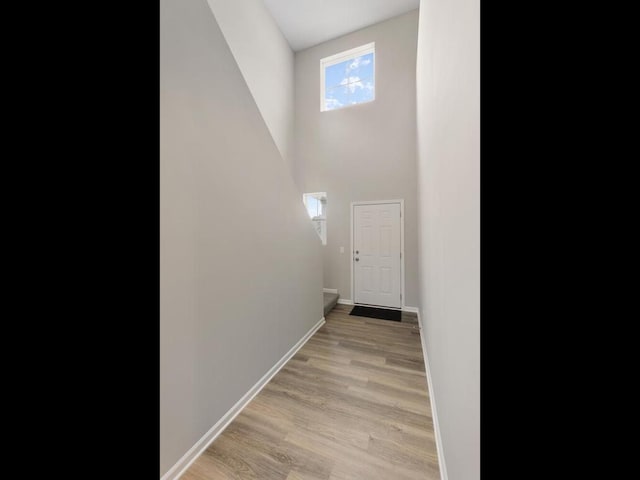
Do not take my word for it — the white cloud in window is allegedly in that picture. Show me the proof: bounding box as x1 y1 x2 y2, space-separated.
340 76 365 93
348 56 371 70
325 98 343 110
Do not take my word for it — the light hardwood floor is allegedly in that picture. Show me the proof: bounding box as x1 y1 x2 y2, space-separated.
181 304 440 480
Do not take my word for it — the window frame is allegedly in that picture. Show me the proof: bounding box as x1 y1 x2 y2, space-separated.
320 42 375 112
303 192 327 245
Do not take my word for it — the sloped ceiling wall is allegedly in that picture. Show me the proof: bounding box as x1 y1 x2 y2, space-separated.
160 0 323 475
206 0 295 174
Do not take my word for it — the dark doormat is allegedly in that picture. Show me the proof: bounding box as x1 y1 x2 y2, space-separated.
350 305 402 322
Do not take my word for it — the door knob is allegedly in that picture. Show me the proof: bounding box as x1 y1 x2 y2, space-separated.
355 258 359 261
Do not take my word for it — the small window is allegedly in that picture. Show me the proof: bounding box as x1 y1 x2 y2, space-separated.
321 43 375 112
303 192 327 245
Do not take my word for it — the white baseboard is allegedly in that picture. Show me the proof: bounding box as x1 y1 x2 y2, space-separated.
337 298 353 305
402 306 419 314
160 316 326 480
416 308 448 480
323 288 338 294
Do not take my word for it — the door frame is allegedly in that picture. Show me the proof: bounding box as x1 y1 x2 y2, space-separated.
350 199 405 310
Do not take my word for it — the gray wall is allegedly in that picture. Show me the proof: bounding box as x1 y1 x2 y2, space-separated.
294 10 420 306
206 0 295 170
416 0 480 478
160 0 323 475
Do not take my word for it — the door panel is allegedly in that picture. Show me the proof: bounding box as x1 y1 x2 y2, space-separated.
354 203 401 308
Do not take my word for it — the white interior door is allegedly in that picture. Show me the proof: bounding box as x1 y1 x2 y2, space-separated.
353 203 402 308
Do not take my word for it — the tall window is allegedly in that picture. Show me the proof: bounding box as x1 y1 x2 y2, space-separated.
321 43 375 112
303 192 327 245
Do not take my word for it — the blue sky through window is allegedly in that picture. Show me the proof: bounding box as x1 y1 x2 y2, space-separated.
305 195 320 218
324 51 374 111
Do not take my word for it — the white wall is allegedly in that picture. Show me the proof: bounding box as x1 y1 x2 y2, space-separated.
294 10 420 306
415 0 480 478
160 0 323 475
206 0 295 170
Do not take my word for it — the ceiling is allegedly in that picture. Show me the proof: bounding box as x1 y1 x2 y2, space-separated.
263 0 420 52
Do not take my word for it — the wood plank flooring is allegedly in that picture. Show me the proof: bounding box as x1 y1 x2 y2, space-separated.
181 304 440 480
